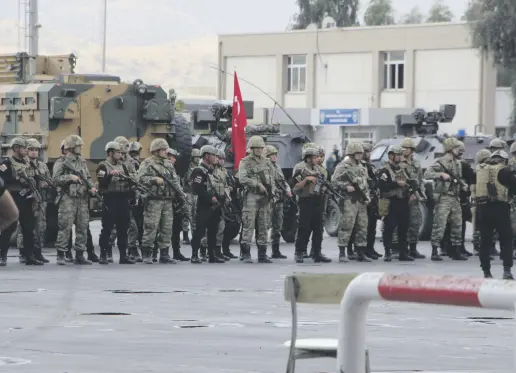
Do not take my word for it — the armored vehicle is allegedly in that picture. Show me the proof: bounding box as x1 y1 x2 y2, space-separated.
0 52 192 242
327 104 493 240
181 100 310 242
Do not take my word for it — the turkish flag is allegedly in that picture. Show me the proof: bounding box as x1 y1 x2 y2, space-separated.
231 72 247 170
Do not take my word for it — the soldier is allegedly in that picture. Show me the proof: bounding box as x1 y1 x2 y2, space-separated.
190 145 225 264
378 145 413 262
53 135 96 265
128 141 144 261
137 138 184 264
96 142 135 264
489 138 507 152
475 150 514 279
509 143 516 258
457 140 474 256
182 148 201 245
238 136 276 263
332 142 371 262
264 144 291 259
167 148 189 261
0 138 43 266
471 149 493 256
400 137 426 259
424 137 467 261
362 142 382 259
292 146 331 263
221 158 240 260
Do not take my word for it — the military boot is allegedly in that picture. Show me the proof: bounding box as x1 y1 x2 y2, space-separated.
0 249 7 266
172 246 189 261
431 245 443 261
208 246 225 263
449 245 467 261
107 247 114 263
397 244 414 262
142 247 153 264
372 248 383 258
182 231 191 245
222 243 238 259
338 246 349 263
65 249 74 263
383 247 392 262
18 254 26 264
483 269 493 278
271 243 287 259
152 246 159 263
56 250 67 266
34 248 49 263
119 247 136 264
364 246 379 260
356 246 372 262
74 251 92 265
303 249 310 259
503 266 514 280
99 248 109 265
214 246 227 261
294 248 304 263
87 247 99 263
347 243 357 260
313 247 332 263
460 244 473 257
240 243 253 263
190 248 202 264
200 246 208 262
258 246 273 263
391 243 399 260
409 243 425 259
159 248 177 264
131 247 143 262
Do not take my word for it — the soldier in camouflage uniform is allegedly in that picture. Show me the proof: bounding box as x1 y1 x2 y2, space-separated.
53 135 96 265
128 141 144 261
137 138 184 264
424 137 467 261
238 136 276 263
332 142 371 262
96 141 135 264
400 138 426 259
362 142 382 259
509 143 516 259
183 148 201 245
264 145 291 259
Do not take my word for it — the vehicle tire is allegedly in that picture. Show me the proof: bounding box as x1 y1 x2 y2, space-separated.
168 114 192 178
324 199 340 237
224 220 241 241
281 201 298 243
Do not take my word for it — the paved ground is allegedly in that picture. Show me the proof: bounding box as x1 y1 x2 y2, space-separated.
0 220 513 372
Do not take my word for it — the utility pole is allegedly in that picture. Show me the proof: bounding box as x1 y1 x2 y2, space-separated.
28 0 40 79
102 0 107 73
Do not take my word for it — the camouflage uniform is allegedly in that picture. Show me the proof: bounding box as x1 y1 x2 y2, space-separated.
137 138 184 264
182 148 201 244
332 142 370 262
53 135 93 265
400 138 426 259
128 141 144 261
237 136 276 263
264 145 290 259
424 137 467 261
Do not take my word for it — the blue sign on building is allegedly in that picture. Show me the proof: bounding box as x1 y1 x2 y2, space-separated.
319 109 360 125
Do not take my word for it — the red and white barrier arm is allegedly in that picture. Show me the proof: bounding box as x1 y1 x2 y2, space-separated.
338 272 516 373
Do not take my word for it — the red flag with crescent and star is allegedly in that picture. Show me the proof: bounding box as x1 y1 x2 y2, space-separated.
231 72 247 170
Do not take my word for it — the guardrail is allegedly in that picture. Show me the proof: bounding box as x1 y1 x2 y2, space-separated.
339 272 516 373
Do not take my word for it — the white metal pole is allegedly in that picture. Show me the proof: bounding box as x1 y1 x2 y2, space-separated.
28 0 38 78
102 0 107 73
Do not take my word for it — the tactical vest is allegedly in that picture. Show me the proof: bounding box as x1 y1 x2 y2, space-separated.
212 167 227 197
145 159 176 200
241 156 273 195
98 159 132 194
381 163 407 199
433 158 462 197
31 159 53 202
59 156 89 197
475 163 508 202
295 163 322 198
8 157 29 192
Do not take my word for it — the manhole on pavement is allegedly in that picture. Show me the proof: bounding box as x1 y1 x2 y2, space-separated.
0 357 31 365
80 313 131 316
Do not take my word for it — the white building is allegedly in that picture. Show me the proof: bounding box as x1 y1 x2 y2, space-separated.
216 22 513 150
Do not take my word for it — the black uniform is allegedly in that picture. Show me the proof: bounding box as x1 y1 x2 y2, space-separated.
190 162 224 264
0 157 41 265
221 172 240 259
96 160 134 264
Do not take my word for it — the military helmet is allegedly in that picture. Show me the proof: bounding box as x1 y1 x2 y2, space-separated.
362 142 373 152
128 141 142 153
346 142 364 155
388 145 402 155
400 138 416 149
217 149 226 159
200 145 218 157
105 141 121 152
191 148 201 158
318 146 325 154
491 149 509 160
150 138 169 152
10 137 27 148
64 135 84 149
302 147 319 159
443 137 460 152
167 148 179 157
475 149 492 163
248 136 265 148
489 138 506 149
114 136 129 152
264 145 278 157
302 142 317 150
26 138 41 149
510 142 516 154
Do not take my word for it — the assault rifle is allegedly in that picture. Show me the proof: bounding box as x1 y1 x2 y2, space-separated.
340 172 370 204
30 162 57 190
296 168 344 204
117 173 157 197
402 168 427 201
150 165 190 206
437 161 468 190
275 181 296 206
62 159 106 208
19 168 45 214
258 170 279 203
206 172 241 224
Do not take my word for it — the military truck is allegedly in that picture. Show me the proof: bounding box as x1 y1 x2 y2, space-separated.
181 100 310 242
325 104 493 240
0 52 192 242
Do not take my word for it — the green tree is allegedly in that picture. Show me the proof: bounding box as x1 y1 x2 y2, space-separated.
426 0 454 23
401 6 423 24
467 0 516 132
290 0 360 29
364 0 395 26
461 0 482 21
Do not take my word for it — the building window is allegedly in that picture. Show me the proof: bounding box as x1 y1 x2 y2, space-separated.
383 51 405 90
342 131 374 150
287 55 307 92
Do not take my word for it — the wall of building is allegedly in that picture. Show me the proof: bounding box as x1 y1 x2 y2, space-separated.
495 88 512 129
